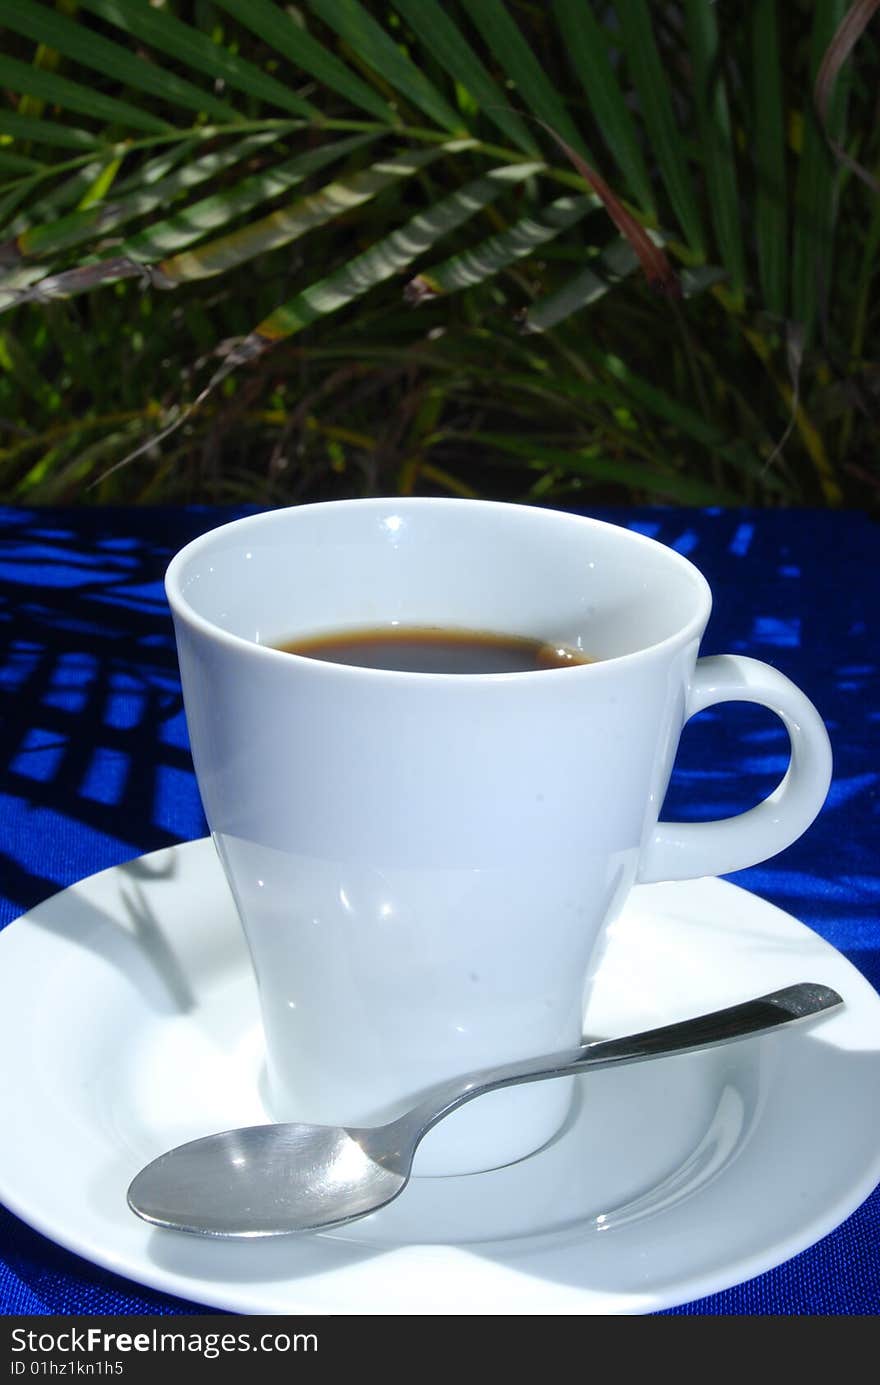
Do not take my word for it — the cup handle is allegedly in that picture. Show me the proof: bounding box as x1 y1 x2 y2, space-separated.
637 654 832 884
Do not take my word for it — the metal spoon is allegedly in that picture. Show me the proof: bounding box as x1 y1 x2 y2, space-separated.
128 982 841 1238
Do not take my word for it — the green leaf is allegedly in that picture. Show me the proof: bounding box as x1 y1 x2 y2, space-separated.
0 55 169 134
791 0 849 340
616 0 705 254
751 0 787 316
0 111 100 151
458 430 741 503
304 0 464 132
525 237 639 330
4 137 203 239
389 0 539 153
6 161 111 239
0 152 43 173
3 0 242 125
409 194 595 296
850 188 880 358
457 0 585 154
0 181 38 233
597 351 736 453
76 157 124 212
210 0 397 124
684 0 745 305
253 161 544 341
552 0 655 216
77 0 319 120
44 300 102 399
0 327 60 412
584 348 786 494
154 142 476 286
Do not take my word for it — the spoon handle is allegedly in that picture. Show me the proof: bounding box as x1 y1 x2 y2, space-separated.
391 982 842 1154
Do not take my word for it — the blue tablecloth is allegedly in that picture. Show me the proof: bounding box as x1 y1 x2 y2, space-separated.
0 504 877 1316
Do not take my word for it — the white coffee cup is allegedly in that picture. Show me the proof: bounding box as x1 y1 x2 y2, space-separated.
165 499 831 1176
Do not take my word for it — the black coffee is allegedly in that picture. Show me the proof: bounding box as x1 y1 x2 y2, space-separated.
275 626 593 674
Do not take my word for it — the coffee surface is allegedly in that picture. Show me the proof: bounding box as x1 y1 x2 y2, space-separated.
275 625 593 674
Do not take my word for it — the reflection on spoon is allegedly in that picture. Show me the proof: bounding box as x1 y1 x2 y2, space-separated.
128 983 842 1239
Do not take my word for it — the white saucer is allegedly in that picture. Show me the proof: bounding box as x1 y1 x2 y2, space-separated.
1 839 878 1315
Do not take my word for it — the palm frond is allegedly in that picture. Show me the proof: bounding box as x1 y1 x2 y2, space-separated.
552 0 654 215
210 0 409 123
0 53 169 132
387 0 539 153
153 142 464 287
77 0 318 118
525 239 639 331
684 0 745 305
5 132 374 268
4 0 242 124
0 111 100 151
615 0 705 255
459 0 585 153
405 194 596 299
248 160 543 344
4 134 278 262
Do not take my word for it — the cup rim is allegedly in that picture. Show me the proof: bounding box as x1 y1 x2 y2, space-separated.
164 497 713 680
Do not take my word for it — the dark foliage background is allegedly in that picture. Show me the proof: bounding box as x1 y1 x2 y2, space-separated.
0 0 877 508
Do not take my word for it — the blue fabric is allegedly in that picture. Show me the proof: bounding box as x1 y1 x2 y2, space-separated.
0 504 877 1316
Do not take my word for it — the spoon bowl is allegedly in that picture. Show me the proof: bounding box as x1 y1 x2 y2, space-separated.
130 1123 408 1238
128 982 842 1238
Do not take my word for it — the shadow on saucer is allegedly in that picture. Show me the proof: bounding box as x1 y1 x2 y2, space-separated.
24 841 247 1018
145 1223 386 1288
139 1031 880 1311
